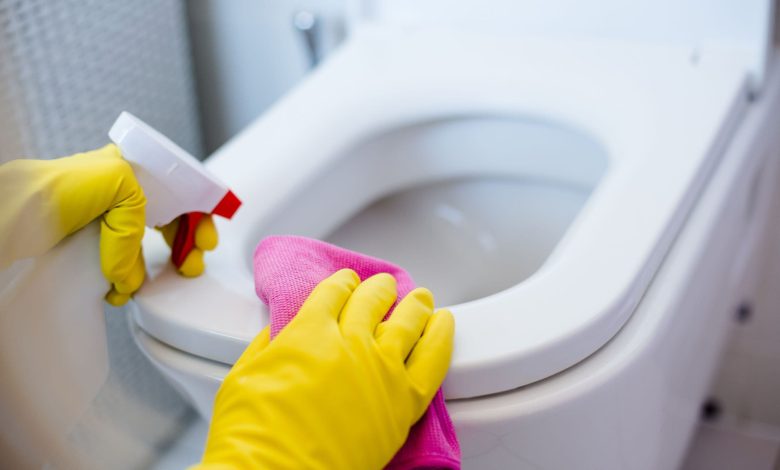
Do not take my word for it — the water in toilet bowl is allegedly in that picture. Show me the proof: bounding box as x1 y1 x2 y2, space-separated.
326 177 589 306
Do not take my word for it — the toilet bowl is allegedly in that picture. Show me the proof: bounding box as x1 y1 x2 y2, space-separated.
129 1 780 468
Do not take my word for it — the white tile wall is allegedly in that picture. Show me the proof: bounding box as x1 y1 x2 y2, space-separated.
710 143 780 428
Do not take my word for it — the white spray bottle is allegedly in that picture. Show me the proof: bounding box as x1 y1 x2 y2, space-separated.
108 112 241 267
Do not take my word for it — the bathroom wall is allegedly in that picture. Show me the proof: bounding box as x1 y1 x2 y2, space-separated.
0 0 203 161
708 0 780 424
709 128 780 429
775 0 780 43
186 0 346 154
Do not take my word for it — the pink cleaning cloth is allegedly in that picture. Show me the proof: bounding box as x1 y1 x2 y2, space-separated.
253 235 461 470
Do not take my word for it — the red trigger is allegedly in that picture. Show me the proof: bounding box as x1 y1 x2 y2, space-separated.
171 212 205 268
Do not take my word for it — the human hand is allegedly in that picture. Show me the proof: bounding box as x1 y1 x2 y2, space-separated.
0 144 145 305
196 269 455 469
0 144 218 305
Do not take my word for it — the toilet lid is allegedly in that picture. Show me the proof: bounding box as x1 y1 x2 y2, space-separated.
132 30 751 399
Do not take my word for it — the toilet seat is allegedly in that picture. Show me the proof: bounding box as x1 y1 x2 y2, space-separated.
133 26 751 399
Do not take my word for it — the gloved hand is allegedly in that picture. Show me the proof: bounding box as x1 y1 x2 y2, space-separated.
158 214 218 277
0 144 145 305
195 269 455 470
0 144 217 305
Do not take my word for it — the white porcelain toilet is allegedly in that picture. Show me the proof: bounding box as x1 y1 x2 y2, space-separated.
129 1 780 468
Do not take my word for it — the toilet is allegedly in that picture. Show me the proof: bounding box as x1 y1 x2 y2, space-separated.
128 1 780 468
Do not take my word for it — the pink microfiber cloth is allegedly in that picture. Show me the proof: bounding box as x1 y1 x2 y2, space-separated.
253 235 461 470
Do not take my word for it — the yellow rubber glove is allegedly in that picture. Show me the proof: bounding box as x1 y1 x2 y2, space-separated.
0 144 218 305
0 144 145 305
158 215 218 277
195 269 455 470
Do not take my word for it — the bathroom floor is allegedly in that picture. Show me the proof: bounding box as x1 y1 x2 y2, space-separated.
153 417 780 469
681 421 780 470
153 417 207 470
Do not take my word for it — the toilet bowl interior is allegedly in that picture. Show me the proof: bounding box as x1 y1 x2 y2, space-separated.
247 116 608 306
327 178 587 306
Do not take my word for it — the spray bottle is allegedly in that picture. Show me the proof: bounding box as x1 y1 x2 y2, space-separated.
108 112 241 268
